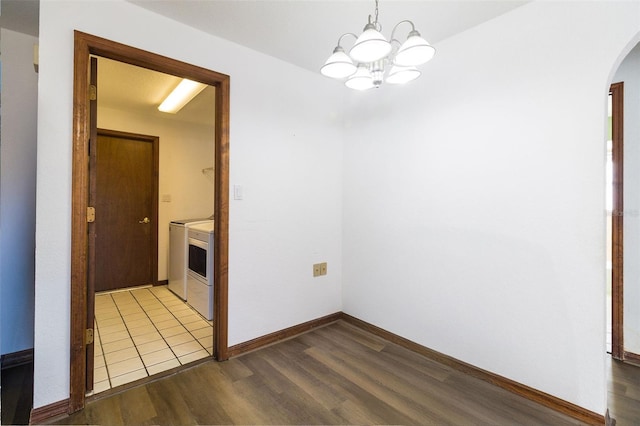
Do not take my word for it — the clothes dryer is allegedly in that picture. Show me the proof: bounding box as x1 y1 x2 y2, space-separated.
187 221 214 320
168 218 212 300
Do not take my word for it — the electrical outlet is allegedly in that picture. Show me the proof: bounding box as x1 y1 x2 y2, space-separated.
313 262 327 277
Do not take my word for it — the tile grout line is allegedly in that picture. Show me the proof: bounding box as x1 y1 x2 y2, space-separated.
93 286 213 394
110 291 151 382
93 293 117 392
103 293 116 389
158 292 210 350
131 288 182 367
147 288 210 362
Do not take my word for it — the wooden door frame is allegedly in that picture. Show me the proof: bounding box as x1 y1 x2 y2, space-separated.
610 82 624 360
70 31 230 413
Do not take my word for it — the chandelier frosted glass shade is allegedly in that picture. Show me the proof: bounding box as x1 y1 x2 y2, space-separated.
386 65 421 85
394 30 436 67
345 65 375 91
349 24 392 63
320 46 357 79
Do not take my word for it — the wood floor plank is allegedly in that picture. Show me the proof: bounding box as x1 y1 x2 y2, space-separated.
245 348 348 425
169 366 234 425
199 364 265 425
117 386 158 425
216 357 253 383
313 324 496 423
304 345 448 424
51 321 636 425
320 322 453 384
331 398 388 425
1 362 33 425
144 377 197 425
328 321 388 352
608 357 640 425
264 345 346 411
327 341 508 424
273 337 398 424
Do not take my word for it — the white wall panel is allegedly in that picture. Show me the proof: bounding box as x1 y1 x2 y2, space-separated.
341 1 640 414
0 28 38 356
35 0 344 408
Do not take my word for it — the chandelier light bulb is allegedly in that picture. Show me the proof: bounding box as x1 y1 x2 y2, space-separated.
321 46 357 79
394 30 436 67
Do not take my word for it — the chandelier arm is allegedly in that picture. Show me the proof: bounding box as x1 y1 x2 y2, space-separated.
389 38 402 49
336 32 358 48
390 19 416 43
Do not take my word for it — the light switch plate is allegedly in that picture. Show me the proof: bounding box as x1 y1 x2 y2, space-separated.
234 184 243 200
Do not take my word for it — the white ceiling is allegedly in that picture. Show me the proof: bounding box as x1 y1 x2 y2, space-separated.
0 0 528 124
126 0 529 73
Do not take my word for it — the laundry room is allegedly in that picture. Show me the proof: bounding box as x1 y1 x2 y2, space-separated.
90 56 216 394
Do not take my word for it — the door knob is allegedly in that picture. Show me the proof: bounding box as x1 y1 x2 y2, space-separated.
139 217 150 224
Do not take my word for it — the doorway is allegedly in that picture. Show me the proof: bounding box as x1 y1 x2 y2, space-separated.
70 31 229 413
88 58 216 394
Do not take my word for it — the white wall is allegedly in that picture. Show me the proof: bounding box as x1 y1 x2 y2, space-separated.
35 0 640 416
35 0 344 408
341 1 640 415
614 43 640 354
0 28 38 356
98 106 215 281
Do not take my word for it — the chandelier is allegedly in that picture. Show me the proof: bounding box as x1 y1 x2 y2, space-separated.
320 0 435 90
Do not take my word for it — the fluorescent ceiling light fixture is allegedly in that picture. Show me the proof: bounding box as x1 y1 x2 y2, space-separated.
158 79 207 113
320 0 435 90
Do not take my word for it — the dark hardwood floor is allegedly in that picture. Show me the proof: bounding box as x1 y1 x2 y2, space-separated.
3 321 639 425
1 361 33 425
608 357 640 425
50 321 584 425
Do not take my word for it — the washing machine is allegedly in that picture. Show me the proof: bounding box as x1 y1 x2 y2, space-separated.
168 218 212 300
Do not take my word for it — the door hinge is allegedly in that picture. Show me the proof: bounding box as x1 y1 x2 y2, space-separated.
89 84 97 101
87 207 95 223
85 328 94 345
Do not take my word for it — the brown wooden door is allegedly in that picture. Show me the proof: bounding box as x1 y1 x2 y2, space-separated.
93 129 159 292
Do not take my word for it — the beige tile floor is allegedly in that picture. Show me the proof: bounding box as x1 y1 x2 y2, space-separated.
92 285 213 394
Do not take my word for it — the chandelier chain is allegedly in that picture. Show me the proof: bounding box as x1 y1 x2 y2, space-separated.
374 0 379 25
